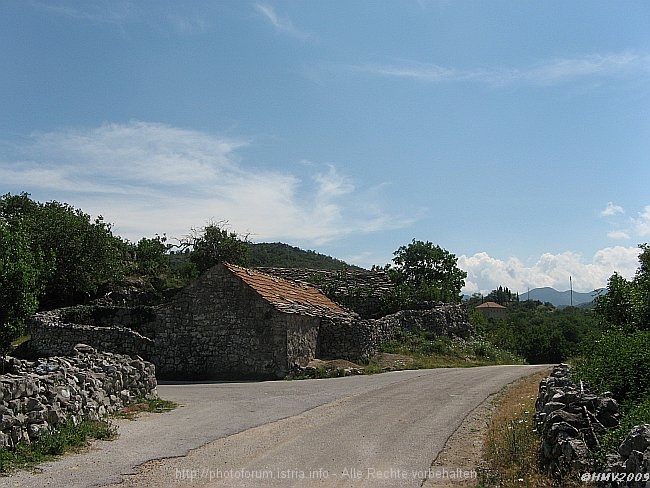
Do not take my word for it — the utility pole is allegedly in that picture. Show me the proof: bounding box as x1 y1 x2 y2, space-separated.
570 276 573 307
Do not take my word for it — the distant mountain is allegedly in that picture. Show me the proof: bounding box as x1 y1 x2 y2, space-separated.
519 287 605 307
248 242 358 270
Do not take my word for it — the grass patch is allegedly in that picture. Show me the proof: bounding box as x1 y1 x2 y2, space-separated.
377 331 525 369
113 396 177 420
478 369 593 488
0 420 116 475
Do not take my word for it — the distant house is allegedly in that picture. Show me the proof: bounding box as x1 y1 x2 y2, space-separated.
152 263 353 379
476 301 507 320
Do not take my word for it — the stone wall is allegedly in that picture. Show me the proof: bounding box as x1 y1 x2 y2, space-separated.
535 364 650 487
151 265 321 379
26 268 473 379
0 344 156 448
30 310 154 361
258 267 394 318
318 304 472 361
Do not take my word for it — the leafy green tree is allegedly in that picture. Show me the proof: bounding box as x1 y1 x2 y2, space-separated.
133 235 170 275
181 222 250 273
382 239 467 308
0 220 46 357
485 285 518 305
0 193 127 308
595 244 650 332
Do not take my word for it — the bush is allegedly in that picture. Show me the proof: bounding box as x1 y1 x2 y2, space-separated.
572 329 650 402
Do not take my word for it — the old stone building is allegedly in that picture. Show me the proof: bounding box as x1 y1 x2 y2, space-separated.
151 263 352 379
29 263 473 380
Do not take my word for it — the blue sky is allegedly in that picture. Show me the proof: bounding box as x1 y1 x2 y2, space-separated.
1 1 649 294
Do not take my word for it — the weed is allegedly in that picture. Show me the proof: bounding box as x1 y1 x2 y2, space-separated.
0 420 116 474
478 370 592 487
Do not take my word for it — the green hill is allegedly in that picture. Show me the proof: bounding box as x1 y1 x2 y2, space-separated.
248 242 357 270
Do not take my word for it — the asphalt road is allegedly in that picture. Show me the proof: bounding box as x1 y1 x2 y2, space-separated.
2 365 547 488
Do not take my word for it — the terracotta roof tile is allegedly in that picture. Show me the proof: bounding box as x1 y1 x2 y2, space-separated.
476 301 506 309
223 263 349 318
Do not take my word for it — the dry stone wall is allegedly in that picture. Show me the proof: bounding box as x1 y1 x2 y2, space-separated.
30 310 154 361
318 304 473 360
535 364 650 487
258 267 394 318
0 344 156 448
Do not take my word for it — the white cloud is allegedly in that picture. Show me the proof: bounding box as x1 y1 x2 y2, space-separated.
600 201 625 217
255 3 311 41
458 246 641 295
0 121 408 245
633 206 650 238
607 230 631 240
346 50 650 87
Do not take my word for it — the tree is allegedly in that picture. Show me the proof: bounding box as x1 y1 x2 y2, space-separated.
0 220 45 358
485 286 518 305
180 222 250 274
133 235 170 275
0 193 127 308
382 239 467 307
595 244 650 332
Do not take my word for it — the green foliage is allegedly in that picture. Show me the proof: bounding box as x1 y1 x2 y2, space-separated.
379 330 523 365
597 393 650 460
132 235 169 275
181 222 250 274
572 329 650 402
0 220 46 357
485 285 519 305
381 239 467 309
595 244 650 332
0 420 116 474
248 242 353 269
0 193 126 308
479 303 602 364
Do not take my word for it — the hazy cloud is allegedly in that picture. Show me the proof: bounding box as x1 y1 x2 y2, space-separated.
255 3 311 41
600 201 625 217
633 206 650 237
346 51 650 87
459 246 641 294
0 121 408 245
607 230 631 240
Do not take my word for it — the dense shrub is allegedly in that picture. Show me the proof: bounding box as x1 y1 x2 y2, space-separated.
572 329 650 402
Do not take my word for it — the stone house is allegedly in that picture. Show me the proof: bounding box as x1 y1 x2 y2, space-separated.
475 301 507 320
151 263 352 379
29 263 473 380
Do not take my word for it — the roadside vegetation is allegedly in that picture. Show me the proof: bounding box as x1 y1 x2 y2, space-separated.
0 398 177 475
570 245 650 461
479 244 650 485
478 369 593 488
0 420 116 474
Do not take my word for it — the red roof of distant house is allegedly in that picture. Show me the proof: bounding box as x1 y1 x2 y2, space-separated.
476 301 506 309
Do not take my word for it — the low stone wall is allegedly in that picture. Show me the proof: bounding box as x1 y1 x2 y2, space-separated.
535 364 650 487
30 310 154 361
0 344 157 448
375 305 473 339
258 267 395 318
317 304 473 360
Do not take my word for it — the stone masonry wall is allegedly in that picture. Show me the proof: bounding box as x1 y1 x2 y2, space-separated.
258 267 394 318
0 344 156 448
535 364 650 487
318 304 472 361
152 265 320 379
30 310 154 361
